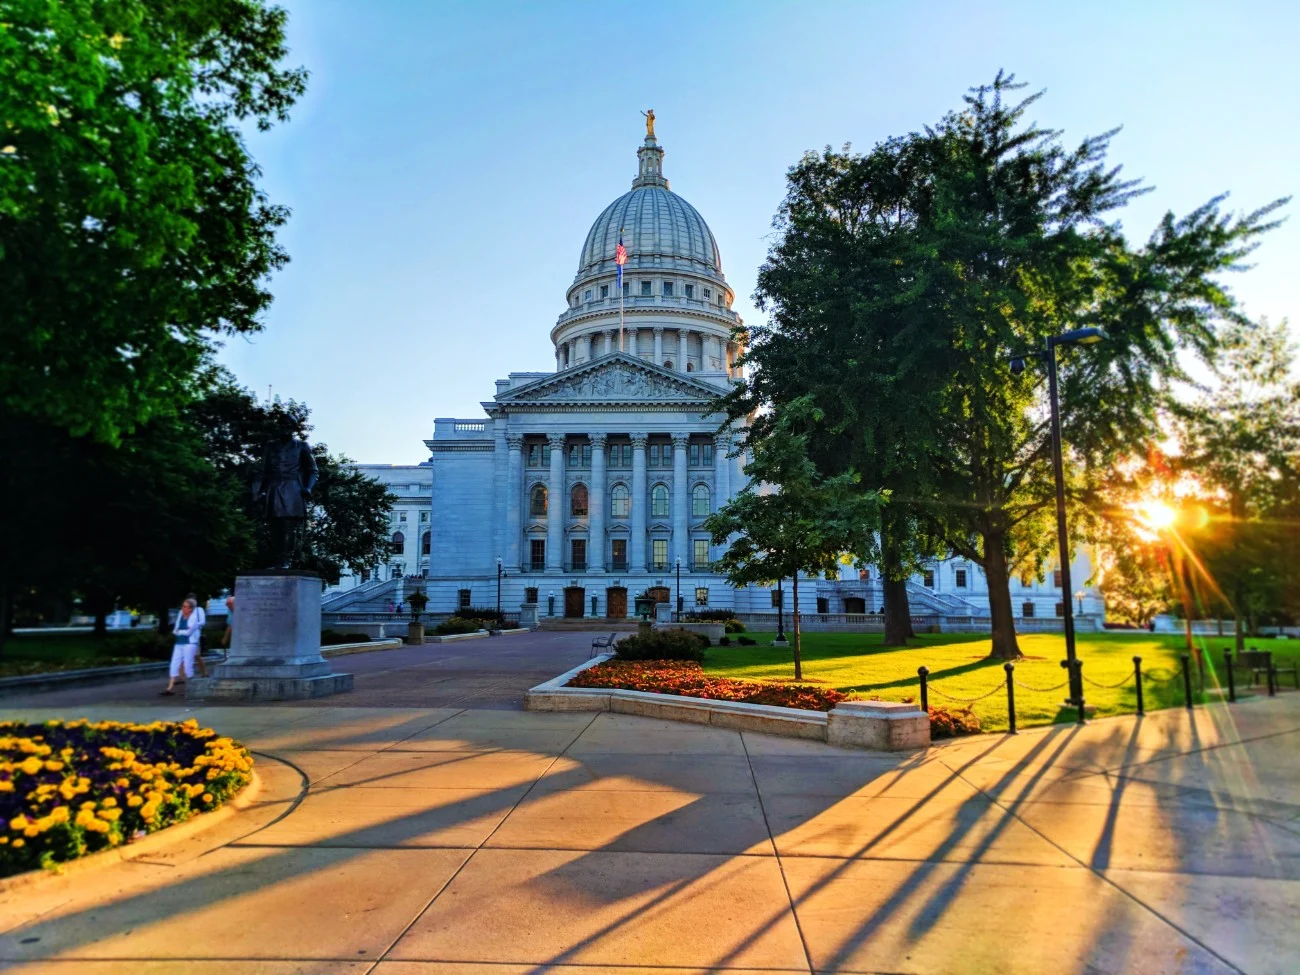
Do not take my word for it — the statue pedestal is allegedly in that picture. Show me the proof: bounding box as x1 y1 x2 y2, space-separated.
188 570 352 702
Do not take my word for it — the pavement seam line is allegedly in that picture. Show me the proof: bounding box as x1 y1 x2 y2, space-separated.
372 707 469 754
939 755 1251 975
741 732 816 975
368 708 604 965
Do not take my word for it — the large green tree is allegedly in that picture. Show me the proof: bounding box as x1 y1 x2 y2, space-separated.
1176 318 1300 644
0 0 305 443
732 72 1284 659
705 415 880 679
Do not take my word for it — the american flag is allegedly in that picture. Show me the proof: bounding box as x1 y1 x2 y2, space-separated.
615 232 627 285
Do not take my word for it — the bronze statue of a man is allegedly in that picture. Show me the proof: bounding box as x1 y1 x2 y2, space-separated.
252 433 319 569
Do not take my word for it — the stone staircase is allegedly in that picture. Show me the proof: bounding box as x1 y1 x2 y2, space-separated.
537 617 642 632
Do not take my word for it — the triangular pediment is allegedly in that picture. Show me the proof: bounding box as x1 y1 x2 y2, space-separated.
496 353 727 406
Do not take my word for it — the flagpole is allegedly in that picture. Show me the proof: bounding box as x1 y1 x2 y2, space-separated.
618 226 626 352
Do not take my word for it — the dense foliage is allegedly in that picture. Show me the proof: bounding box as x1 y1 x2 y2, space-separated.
0 0 306 443
569 660 846 711
725 72 1284 658
612 629 708 662
434 617 487 635
1 718 253 876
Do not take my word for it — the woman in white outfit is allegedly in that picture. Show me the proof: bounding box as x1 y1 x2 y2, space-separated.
163 598 201 695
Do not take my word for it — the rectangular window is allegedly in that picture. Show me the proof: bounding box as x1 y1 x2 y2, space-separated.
641 281 652 296
622 282 629 296
1055 602 1065 617
685 284 694 299
1023 602 1036 618
419 511 429 523
529 539 545 571
718 293 725 306
693 538 709 568
458 589 471 609
1053 569 1064 588
621 444 633 466
703 444 713 466
570 539 586 570
648 444 661 466
568 446 580 467
524 587 538 603
695 587 708 606
923 569 935 588
955 568 968 588
583 289 592 302
816 597 829 614
688 443 700 466
651 538 668 569
526 445 539 467
703 288 711 300
663 282 673 297
600 284 609 298
610 538 627 569
399 511 407 523
582 444 592 466
771 589 783 608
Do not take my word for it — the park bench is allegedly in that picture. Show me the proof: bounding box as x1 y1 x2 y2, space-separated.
590 632 619 658
1234 649 1299 690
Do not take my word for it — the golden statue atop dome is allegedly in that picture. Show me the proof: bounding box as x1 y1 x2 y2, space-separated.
641 108 655 139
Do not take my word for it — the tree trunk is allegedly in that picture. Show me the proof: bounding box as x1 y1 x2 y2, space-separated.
93 610 107 637
982 539 1021 660
880 529 914 647
791 575 802 681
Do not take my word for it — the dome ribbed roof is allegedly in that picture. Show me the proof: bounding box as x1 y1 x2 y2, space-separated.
577 186 722 280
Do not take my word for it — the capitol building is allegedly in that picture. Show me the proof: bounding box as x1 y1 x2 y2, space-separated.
325 125 1103 625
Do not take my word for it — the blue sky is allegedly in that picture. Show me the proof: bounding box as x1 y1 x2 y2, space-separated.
222 0 1299 464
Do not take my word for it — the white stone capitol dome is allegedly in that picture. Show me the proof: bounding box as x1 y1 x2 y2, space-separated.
554 122 740 371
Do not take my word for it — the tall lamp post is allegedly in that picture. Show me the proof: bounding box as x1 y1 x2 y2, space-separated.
496 557 505 620
1010 326 1105 714
675 557 683 618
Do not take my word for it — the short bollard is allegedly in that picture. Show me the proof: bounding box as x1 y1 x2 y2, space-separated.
1074 660 1087 725
1004 662 1017 734
1133 656 1145 716
1181 653 1194 710
1224 651 1236 703
917 666 930 713
1268 663 1277 697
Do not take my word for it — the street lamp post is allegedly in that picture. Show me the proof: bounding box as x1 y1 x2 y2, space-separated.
675 558 683 618
1011 326 1104 715
1075 590 1085 616
496 557 504 620
776 578 786 643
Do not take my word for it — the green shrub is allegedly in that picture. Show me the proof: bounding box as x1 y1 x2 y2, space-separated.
718 636 731 647
434 617 484 636
463 606 506 626
724 620 746 633
683 609 736 622
320 630 372 646
613 628 706 662
736 636 756 646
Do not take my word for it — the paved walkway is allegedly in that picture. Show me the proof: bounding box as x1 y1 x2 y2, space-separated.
6 631 595 711
1 691 1297 973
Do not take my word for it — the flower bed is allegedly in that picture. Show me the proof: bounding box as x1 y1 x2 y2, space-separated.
1 718 253 877
568 660 846 711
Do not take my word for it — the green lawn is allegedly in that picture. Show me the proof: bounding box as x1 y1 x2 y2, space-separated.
704 631 1299 733
0 631 167 678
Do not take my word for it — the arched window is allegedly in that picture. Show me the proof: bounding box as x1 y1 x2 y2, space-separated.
421 531 430 555
686 362 694 372
391 531 405 553
651 483 669 518
691 483 710 516
610 483 630 518
570 483 588 517
663 360 673 370
529 484 547 517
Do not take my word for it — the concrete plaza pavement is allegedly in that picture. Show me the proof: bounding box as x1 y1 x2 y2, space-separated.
0 640 1298 973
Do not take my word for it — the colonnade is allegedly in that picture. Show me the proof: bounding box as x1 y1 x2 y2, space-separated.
554 327 738 375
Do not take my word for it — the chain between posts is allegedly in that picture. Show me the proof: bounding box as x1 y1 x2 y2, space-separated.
925 678 1009 704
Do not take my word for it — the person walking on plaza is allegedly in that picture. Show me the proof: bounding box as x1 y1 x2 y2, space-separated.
163 598 201 695
186 592 209 677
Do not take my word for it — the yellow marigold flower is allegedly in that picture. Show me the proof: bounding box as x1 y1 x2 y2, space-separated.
115 777 130 788
75 809 98 829
50 806 69 824
44 760 64 772
0 781 13 792
23 825 41 837
0 836 8 845
98 808 122 822
126 794 143 808
19 757 42 776
11 838 23 848
202 793 214 803
9 815 29 830
101 797 117 808
80 801 97 811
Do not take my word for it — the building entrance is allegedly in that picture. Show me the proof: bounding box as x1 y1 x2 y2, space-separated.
605 587 627 619
563 587 586 618
843 597 867 614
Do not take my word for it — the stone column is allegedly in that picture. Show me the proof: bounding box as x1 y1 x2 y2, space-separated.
603 330 614 356
580 333 592 363
630 434 648 570
546 434 565 571
589 434 607 572
555 347 562 372
492 418 507 565
713 433 730 562
671 434 689 566
506 434 524 570
653 327 664 366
